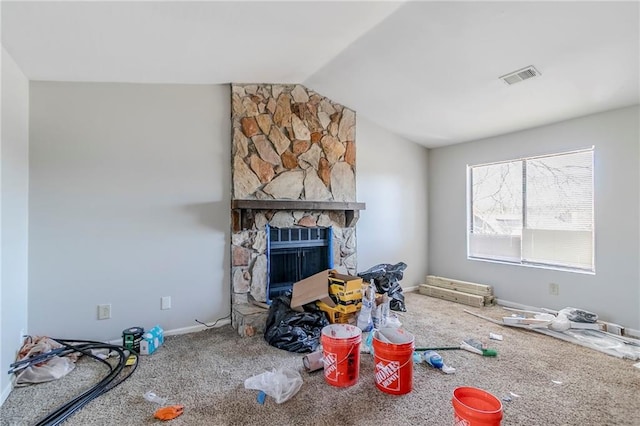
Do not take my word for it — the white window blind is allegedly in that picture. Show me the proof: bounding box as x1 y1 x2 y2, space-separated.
468 148 594 272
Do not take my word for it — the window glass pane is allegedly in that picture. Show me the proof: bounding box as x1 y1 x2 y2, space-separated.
471 161 522 236
523 150 593 270
470 161 522 261
469 233 522 262
525 151 593 231
522 228 593 270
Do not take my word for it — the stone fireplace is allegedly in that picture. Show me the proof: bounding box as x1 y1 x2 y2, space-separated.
229 83 364 336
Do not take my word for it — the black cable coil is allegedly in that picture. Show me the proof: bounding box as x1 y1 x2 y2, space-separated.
8 338 139 426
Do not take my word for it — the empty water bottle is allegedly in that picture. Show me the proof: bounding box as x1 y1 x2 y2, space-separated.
422 351 456 374
357 303 373 332
357 282 375 332
423 351 444 369
380 294 390 328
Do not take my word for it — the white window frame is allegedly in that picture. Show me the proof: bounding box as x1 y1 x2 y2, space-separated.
467 147 595 274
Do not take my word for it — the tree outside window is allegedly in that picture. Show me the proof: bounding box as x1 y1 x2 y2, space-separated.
468 148 594 272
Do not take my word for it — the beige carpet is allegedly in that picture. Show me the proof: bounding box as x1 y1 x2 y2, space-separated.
2 292 640 426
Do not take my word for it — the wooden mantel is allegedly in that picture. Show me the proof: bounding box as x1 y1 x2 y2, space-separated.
231 199 366 232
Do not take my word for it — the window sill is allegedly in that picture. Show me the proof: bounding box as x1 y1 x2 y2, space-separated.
467 256 595 275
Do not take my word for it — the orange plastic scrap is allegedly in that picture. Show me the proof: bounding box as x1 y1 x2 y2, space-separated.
154 405 184 421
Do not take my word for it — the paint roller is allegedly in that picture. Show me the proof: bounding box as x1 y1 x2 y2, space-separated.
415 338 498 357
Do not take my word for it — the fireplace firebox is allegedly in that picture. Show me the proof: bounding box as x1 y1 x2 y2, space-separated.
267 226 333 302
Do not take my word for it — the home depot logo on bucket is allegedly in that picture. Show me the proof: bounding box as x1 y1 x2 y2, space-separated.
372 328 414 395
454 417 471 426
324 352 338 382
375 360 401 391
321 324 362 388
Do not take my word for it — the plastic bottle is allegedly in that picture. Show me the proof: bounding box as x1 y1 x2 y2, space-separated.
371 304 381 330
421 351 456 374
380 294 390 328
423 351 444 369
357 283 375 332
357 301 372 332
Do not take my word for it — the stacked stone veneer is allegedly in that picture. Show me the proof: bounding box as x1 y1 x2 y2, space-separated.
230 83 358 336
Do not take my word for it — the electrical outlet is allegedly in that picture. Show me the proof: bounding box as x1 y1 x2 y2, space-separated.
161 296 171 310
549 283 560 296
98 304 111 320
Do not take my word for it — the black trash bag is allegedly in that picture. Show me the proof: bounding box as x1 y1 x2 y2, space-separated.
358 262 408 312
264 293 329 353
387 280 407 312
358 264 387 289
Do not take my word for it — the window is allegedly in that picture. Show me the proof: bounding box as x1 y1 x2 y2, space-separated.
468 148 594 272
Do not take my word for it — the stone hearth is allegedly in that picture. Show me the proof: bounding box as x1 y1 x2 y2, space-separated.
229 83 363 336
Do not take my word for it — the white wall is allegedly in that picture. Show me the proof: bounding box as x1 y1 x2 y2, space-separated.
29 82 230 341
357 115 429 289
428 106 640 329
1 47 30 404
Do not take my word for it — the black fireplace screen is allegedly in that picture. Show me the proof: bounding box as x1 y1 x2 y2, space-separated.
267 226 333 302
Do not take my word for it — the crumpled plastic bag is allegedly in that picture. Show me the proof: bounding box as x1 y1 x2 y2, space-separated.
358 262 408 312
558 307 598 323
244 368 303 404
15 356 75 386
14 336 78 386
549 312 571 331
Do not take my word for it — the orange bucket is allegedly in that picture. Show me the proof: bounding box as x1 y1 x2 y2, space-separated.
372 328 415 395
452 386 503 426
321 324 362 387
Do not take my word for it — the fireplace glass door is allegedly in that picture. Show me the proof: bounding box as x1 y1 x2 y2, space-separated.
267 226 333 302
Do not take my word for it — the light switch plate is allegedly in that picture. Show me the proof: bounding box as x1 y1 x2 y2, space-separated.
161 296 171 310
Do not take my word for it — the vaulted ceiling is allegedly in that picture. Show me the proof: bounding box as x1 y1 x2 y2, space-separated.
2 1 638 147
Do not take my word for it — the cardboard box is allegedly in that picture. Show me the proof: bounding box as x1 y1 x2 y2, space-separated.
139 325 164 355
329 284 362 304
328 271 363 292
318 299 361 314
290 269 365 312
290 270 335 312
316 300 359 324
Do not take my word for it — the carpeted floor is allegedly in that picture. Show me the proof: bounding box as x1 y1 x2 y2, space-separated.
2 292 640 426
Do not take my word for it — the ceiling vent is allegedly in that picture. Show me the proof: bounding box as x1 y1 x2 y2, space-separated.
499 65 541 85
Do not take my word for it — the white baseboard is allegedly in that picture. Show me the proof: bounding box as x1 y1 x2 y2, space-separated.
1 364 19 407
495 298 547 312
1 382 12 407
403 285 420 293
107 319 232 345
163 319 231 337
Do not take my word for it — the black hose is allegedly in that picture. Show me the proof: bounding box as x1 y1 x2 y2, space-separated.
43 341 132 425
28 339 139 426
38 349 129 425
8 347 73 374
35 342 118 426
